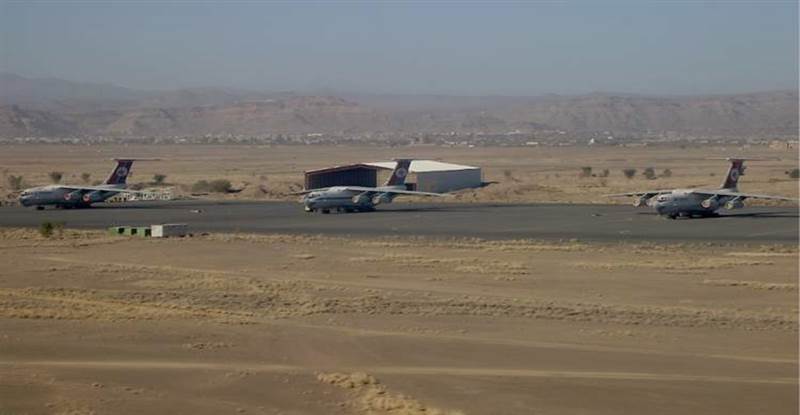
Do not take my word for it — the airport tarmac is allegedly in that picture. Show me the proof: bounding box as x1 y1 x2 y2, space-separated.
0 201 797 243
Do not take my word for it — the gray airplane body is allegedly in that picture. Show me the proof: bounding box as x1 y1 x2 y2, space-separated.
301 159 444 213
19 159 153 209
608 158 796 219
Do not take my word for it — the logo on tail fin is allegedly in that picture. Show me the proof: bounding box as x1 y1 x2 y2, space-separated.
106 159 134 185
385 159 412 186
721 159 745 190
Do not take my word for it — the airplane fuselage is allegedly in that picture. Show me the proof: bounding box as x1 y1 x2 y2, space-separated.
303 186 400 213
650 189 742 218
19 184 124 209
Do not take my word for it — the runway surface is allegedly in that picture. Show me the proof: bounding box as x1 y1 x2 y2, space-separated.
0 201 797 243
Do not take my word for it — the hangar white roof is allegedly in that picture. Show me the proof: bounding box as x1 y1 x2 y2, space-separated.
365 160 479 173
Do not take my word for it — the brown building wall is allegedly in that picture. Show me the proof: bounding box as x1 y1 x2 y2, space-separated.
305 167 378 189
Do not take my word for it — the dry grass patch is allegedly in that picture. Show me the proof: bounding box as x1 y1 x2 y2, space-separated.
0 287 224 322
203 232 331 245
701 279 797 291
349 254 529 276
725 252 798 258
206 232 590 253
318 372 464 415
574 257 775 273
0 227 122 248
353 237 588 253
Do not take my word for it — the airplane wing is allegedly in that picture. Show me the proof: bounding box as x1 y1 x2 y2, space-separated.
339 186 446 197
688 189 798 202
605 190 672 197
56 185 154 194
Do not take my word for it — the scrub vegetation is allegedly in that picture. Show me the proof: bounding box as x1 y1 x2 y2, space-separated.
622 168 637 179
48 171 63 183
192 179 233 193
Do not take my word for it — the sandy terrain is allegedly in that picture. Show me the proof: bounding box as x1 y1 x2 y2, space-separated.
0 144 797 205
0 228 796 414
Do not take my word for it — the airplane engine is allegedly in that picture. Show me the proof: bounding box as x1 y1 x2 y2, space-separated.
63 190 82 202
352 194 371 205
372 193 393 205
633 196 649 207
724 199 744 210
701 197 719 209
81 191 106 204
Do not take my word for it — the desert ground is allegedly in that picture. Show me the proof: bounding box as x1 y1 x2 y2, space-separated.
0 144 797 414
0 144 798 205
0 227 797 414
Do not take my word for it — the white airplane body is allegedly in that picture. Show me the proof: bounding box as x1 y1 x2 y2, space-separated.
300 159 444 213
19 159 157 209
608 158 796 219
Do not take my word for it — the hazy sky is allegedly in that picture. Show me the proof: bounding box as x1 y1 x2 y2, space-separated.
1 1 798 95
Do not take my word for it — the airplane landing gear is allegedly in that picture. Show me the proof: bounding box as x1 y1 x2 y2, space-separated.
35 206 45 211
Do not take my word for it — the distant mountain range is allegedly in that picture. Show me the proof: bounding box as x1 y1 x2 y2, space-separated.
1 73 797 138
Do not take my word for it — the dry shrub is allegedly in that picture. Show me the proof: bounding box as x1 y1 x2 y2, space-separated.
6 174 24 190
192 179 232 193
622 168 636 179
48 171 63 183
39 221 64 238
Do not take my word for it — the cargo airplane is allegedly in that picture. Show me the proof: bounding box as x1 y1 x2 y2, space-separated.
607 158 796 219
19 158 157 209
300 159 444 213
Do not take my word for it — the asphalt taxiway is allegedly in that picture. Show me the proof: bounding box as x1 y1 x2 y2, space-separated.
0 201 797 243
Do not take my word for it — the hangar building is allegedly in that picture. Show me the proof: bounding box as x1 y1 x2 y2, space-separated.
304 160 481 193
304 164 378 190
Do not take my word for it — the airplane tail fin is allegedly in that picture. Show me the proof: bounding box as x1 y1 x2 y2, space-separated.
104 158 159 186
384 159 412 186
105 159 135 185
720 158 745 190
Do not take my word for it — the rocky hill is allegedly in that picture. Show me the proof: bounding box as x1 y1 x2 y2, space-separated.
100 97 387 135
0 105 80 137
1 73 797 138
489 91 799 135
